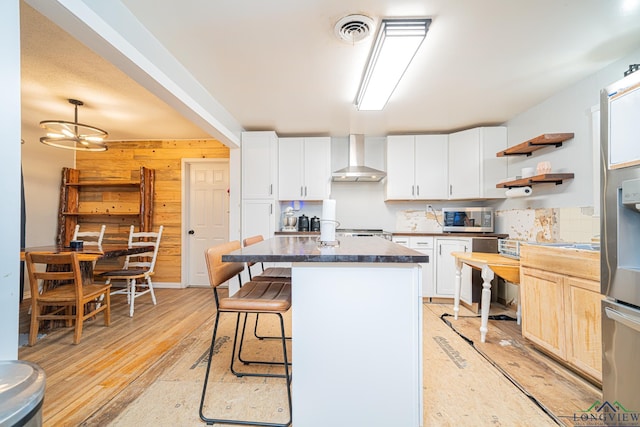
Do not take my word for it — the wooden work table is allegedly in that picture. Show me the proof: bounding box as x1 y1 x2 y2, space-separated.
451 252 521 343
224 235 426 426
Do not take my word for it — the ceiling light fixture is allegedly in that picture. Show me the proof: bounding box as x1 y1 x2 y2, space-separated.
39 99 108 151
355 18 431 111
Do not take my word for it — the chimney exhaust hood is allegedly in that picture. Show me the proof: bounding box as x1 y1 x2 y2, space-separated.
332 134 386 182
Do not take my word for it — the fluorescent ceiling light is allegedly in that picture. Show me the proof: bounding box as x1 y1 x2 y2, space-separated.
355 19 431 111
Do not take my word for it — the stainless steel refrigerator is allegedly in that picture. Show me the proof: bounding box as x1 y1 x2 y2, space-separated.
600 68 640 411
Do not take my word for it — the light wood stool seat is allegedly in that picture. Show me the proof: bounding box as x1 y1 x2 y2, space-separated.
219 280 291 312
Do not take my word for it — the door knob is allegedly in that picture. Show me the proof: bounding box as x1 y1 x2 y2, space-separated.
188 230 195 235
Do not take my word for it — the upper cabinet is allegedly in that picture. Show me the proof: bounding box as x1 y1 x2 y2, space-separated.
386 135 448 200
241 131 278 199
448 127 507 199
278 137 331 201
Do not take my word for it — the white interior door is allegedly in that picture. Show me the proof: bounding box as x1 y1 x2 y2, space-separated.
186 160 229 287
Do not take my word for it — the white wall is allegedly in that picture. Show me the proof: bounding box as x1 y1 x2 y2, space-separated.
21 125 74 246
494 47 640 213
1 0 22 360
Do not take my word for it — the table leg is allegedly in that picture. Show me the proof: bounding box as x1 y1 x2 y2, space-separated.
453 258 463 320
479 265 495 343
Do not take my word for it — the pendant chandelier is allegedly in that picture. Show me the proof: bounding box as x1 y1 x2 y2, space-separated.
39 99 108 151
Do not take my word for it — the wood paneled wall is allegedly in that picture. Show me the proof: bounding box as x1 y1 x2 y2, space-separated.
76 139 230 283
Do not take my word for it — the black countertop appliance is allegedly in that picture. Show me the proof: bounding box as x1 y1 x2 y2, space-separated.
298 214 310 232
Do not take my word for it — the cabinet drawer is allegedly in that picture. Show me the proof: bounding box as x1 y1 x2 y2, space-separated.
409 236 434 250
392 237 410 247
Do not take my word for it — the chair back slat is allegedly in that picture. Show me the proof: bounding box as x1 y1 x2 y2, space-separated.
122 225 163 272
205 241 244 288
72 224 106 247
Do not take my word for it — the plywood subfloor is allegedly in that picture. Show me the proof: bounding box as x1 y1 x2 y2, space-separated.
18 290 599 426
432 304 602 426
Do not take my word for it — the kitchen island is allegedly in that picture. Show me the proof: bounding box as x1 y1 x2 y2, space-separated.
223 235 428 427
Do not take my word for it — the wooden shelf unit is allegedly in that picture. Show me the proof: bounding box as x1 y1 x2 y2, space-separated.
496 133 574 157
496 173 575 188
57 167 155 246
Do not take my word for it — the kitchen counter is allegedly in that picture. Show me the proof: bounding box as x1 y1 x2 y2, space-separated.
223 235 424 426
223 235 428 263
392 231 509 238
274 230 320 236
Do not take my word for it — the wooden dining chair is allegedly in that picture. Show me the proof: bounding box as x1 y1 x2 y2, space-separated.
72 224 106 247
100 225 163 317
25 251 112 345
199 241 292 427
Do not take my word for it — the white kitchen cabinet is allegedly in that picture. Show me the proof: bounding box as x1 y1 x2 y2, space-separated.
386 135 448 200
435 237 472 299
278 137 331 201
448 127 507 199
241 131 279 245
241 199 276 239
393 236 434 297
241 131 278 199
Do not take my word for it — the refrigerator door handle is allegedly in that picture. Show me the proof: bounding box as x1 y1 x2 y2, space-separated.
605 306 640 333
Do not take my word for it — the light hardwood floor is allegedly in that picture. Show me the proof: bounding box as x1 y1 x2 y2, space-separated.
18 288 599 426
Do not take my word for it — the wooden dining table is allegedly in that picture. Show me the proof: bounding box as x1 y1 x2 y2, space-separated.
21 244 153 282
451 251 521 343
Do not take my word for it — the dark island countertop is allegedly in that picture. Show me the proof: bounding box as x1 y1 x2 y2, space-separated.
223 235 429 263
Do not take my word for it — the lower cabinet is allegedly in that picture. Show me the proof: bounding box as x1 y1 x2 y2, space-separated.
519 267 566 359
520 246 603 383
393 236 434 298
435 237 471 299
563 276 603 382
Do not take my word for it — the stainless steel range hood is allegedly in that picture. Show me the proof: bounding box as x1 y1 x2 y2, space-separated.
332 134 386 182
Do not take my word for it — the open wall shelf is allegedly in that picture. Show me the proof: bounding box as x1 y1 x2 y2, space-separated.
497 133 574 157
496 173 575 188
57 167 154 245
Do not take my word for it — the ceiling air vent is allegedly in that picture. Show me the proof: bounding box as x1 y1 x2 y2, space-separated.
334 14 374 44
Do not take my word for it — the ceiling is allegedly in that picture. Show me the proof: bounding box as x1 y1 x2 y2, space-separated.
20 0 640 146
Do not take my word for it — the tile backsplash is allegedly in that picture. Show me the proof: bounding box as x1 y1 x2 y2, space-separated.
496 206 599 243
395 206 599 243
